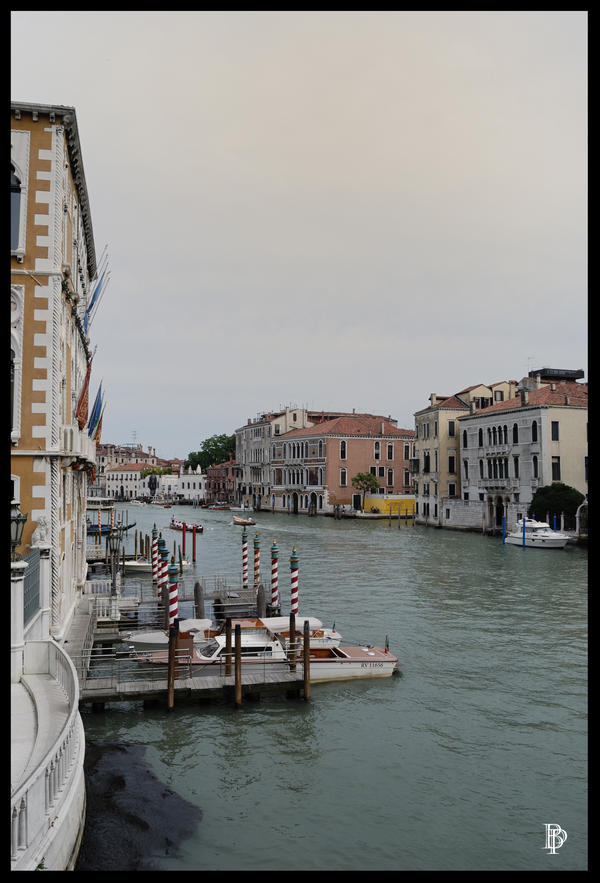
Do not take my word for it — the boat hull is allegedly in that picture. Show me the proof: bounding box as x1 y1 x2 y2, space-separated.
505 534 568 549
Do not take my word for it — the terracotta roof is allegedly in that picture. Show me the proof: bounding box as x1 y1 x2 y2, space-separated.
106 462 151 472
414 395 471 415
278 415 415 438
459 382 588 418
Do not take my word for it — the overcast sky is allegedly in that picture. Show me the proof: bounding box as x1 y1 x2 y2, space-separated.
12 11 587 459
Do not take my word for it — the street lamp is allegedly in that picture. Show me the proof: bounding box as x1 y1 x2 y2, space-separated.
107 523 124 621
11 500 28 561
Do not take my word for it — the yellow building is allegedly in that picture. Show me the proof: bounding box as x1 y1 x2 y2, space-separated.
11 100 98 642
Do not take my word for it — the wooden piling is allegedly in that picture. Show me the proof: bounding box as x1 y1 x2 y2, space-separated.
303 619 311 701
234 623 242 707
167 619 179 710
257 584 266 618
225 617 232 677
289 611 296 672
194 581 205 619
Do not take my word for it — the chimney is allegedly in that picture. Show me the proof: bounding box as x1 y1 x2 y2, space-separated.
551 383 556 391
430 393 437 406
380 421 385 435
520 389 529 406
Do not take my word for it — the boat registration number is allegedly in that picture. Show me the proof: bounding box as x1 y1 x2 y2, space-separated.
361 662 385 669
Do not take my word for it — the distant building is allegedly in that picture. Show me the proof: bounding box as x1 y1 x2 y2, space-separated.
206 454 239 505
457 375 588 531
270 414 415 515
412 381 519 526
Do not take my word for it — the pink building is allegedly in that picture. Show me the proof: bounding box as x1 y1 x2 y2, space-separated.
270 414 415 514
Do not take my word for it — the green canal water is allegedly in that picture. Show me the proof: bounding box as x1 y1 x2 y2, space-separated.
77 503 587 871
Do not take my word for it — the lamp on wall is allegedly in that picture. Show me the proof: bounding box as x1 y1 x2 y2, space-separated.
10 500 28 561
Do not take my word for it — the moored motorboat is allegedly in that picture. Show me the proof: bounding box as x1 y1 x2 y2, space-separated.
505 518 569 549
126 618 213 652
260 615 342 648
138 620 399 682
123 555 191 572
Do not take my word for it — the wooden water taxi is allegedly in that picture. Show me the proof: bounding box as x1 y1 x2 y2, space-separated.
139 621 399 683
232 514 255 526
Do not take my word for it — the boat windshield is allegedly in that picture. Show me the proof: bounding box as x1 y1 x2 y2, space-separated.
199 640 221 659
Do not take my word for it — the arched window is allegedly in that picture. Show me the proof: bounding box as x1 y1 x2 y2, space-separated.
340 440 347 460
463 430 468 448
513 423 519 444
532 455 538 478
478 428 483 446
531 420 538 442
11 164 21 251
503 425 508 444
479 459 484 478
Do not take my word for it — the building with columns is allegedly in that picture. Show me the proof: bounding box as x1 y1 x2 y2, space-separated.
11 101 97 870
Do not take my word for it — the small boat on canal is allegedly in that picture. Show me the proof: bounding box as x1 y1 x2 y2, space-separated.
169 518 204 533
125 618 213 651
232 514 255 526
123 555 192 573
505 518 569 549
138 620 399 682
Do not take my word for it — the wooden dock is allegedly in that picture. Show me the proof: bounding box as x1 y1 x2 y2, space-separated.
79 668 306 706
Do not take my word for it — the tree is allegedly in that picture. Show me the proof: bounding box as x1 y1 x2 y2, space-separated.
185 433 236 471
529 483 584 524
351 471 380 512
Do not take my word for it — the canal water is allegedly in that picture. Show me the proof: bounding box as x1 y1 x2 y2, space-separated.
77 504 587 871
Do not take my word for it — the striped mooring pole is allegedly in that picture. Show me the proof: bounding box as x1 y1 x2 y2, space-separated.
254 533 260 591
158 536 169 598
271 540 279 609
152 524 159 582
167 560 179 626
242 527 248 590
290 546 299 614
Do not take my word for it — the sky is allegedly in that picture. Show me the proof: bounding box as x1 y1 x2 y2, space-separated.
11 11 587 459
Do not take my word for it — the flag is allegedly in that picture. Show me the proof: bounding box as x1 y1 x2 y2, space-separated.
92 404 105 443
384 635 390 654
74 361 92 430
87 383 102 437
84 270 106 332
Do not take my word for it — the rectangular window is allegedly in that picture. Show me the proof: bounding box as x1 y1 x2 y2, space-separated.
370 466 376 476
340 468 347 487
551 421 560 441
387 443 393 460
552 456 561 481
378 466 385 478
448 483 456 497
448 454 455 473
513 456 519 478
374 441 380 460
448 420 455 437
387 469 394 486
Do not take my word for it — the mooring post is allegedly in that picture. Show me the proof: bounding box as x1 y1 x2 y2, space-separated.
234 623 242 707
192 525 197 563
225 617 232 677
289 610 296 672
182 522 186 557
257 584 266 618
167 618 180 711
194 581 205 619
303 619 311 701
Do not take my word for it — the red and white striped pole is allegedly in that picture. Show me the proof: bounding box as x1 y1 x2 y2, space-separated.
167 560 179 626
242 527 248 590
151 525 159 582
254 534 260 591
110 508 115 529
290 547 299 614
98 507 102 536
271 539 279 609
158 536 168 600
